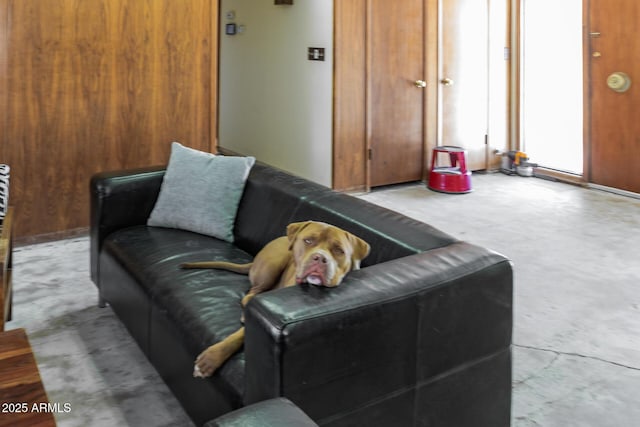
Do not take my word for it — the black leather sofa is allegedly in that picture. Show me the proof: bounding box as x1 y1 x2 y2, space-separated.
90 162 513 427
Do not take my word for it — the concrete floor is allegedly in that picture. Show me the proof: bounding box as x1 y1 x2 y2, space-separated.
358 172 640 427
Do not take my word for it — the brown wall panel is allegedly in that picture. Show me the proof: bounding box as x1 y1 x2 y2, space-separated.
0 0 215 238
333 0 367 191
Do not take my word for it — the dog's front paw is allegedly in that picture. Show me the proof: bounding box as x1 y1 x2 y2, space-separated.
193 345 226 378
193 364 206 378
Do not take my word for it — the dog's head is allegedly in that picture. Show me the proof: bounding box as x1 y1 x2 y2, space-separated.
287 221 370 287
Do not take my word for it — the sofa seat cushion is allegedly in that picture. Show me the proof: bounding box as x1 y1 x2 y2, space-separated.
102 225 253 396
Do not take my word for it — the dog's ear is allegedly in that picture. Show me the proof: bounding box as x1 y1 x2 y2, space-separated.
346 232 371 270
286 221 312 249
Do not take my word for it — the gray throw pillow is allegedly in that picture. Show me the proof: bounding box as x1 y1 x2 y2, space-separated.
147 142 255 242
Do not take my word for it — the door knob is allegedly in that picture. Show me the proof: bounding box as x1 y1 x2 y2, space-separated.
607 72 631 93
414 80 427 88
440 78 454 86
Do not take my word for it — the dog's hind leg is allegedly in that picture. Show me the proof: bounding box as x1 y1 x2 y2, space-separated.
247 236 292 293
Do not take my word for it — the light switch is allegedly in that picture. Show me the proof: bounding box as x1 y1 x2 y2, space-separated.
308 47 325 61
226 23 237 36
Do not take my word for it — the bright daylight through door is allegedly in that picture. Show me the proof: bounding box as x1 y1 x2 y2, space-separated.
520 0 583 174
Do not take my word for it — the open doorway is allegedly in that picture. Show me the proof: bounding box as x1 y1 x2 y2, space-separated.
520 0 583 174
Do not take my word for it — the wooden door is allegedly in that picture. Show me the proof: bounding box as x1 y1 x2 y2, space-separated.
588 0 640 193
438 0 489 170
368 0 426 187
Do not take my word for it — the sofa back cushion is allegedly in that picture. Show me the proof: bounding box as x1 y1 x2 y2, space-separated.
291 193 458 266
233 163 329 256
234 163 458 266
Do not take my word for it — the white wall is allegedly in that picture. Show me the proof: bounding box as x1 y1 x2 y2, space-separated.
218 0 334 187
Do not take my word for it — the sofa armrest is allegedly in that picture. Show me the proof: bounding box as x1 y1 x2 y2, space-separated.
204 398 318 427
90 166 166 285
243 242 513 424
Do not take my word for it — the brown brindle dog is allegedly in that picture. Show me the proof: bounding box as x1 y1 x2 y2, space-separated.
181 221 371 378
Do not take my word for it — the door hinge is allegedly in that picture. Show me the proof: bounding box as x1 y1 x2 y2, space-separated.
368 148 372 160
485 134 488 145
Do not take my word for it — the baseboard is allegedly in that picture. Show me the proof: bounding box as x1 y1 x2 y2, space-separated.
587 183 640 200
534 167 640 200
16 227 89 247
533 167 585 186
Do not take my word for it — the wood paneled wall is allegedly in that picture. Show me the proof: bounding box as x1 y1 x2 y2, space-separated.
333 0 367 192
0 0 217 239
